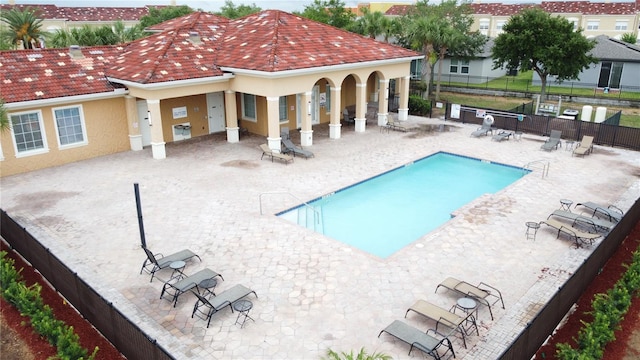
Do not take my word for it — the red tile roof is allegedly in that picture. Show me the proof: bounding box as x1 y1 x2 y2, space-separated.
0 46 123 103
109 10 421 83
0 3 150 21
386 1 640 16
2 10 421 102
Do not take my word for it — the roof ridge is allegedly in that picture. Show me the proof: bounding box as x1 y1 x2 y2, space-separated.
267 11 282 71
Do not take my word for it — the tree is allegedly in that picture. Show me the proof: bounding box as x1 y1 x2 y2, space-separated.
0 7 44 49
620 33 637 45
350 8 388 39
399 0 485 100
0 99 10 133
216 0 261 19
492 7 597 99
297 0 355 30
138 5 194 29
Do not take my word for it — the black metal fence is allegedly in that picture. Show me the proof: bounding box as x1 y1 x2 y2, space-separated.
498 198 640 359
444 103 640 151
432 74 640 101
0 210 174 360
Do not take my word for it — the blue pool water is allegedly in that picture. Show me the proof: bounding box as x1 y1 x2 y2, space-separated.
278 152 529 258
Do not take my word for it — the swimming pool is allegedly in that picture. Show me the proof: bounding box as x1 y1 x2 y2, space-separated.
278 152 529 258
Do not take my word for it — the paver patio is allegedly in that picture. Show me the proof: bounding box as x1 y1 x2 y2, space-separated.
1 116 639 359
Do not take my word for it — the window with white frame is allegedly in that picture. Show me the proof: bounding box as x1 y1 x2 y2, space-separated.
496 20 506 32
279 96 288 123
449 59 470 74
10 110 48 156
410 59 422 79
242 93 256 121
567 18 578 31
615 21 628 31
53 105 87 148
586 21 599 30
479 19 489 35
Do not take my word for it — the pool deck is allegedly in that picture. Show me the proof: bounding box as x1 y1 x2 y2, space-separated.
1 116 639 359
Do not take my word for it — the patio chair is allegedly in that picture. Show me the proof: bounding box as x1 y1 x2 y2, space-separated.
140 246 201 282
547 210 615 233
342 108 355 125
280 126 290 140
378 320 455 359
386 114 416 132
539 218 602 248
575 202 623 223
260 144 293 164
491 131 512 142
405 300 478 349
191 284 257 328
572 135 594 157
281 138 314 159
470 115 494 137
160 268 224 307
435 277 504 320
541 130 562 151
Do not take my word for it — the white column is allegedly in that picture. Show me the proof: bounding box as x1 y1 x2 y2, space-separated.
300 91 313 146
147 99 166 159
398 76 410 121
354 83 367 133
329 86 342 139
124 95 143 151
377 79 389 126
266 96 282 152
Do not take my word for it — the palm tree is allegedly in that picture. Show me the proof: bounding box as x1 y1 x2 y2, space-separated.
49 28 78 48
324 348 391 360
353 8 388 39
0 7 44 49
0 99 11 133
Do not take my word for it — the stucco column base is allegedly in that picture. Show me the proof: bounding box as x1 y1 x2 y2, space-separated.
398 108 409 121
354 118 366 133
226 127 239 143
129 135 143 151
151 142 166 159
329 123 342 139
300 130 313 146
377 113 388 126
267 137 282 152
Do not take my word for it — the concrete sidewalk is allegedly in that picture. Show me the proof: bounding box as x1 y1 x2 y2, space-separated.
1 117 639 359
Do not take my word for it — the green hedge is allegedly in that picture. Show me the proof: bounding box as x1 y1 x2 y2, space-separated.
556 249 640 359
408 95 431 116
0 251 98 360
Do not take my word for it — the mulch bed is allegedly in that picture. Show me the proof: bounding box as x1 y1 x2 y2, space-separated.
535 220 640 359
0 241 124 360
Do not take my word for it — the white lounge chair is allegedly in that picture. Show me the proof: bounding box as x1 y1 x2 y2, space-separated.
260 144 293 164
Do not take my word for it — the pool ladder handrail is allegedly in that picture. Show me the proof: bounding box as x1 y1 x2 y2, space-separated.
523 159 550 179
259 191 324 233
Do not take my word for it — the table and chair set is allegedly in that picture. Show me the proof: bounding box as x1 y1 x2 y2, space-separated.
140 246 257 329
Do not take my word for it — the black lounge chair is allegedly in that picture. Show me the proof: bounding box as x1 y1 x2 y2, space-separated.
539 218 602 248
282 138 314 159
575 201 623 223
471 116 494 137
160 268 224 307
378 320 455 359
548 210 615 233
140 246 201 282
491 131 512 142
191 284 257 327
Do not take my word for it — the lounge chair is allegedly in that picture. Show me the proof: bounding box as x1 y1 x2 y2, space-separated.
575 201 623 223
539 218 602 248
470 115 494 137
491 131 512 142
160 268 224 307
405 300 478 349
191 284 257 328
260 144 293 164
378 320 455 359
435 277 504 320
541 130 562 151
280 126 290 140
140 246 201 282
572 135 594 157
547 210 615 232
282 138 314 159
386 115 416 132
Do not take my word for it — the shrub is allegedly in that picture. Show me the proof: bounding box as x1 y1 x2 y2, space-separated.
408 95 431 116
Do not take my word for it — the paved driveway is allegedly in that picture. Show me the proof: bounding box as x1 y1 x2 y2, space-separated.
1 117 639 359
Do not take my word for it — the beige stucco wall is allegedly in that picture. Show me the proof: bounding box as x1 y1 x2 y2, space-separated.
159 95 210 141
1 97 130 177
